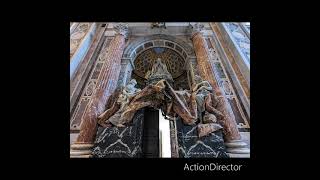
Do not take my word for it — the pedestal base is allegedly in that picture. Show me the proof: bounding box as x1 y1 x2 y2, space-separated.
225 140 250 155
227 147 250 154
70 143 94 158
228 153 250 158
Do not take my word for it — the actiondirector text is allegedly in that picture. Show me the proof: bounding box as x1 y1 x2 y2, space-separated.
184 163 243 171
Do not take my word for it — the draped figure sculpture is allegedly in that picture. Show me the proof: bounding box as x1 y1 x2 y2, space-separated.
96 58 224 138
97 78 166 127
163 74 223 137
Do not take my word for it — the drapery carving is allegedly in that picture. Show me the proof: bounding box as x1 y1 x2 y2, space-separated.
97 58 225 138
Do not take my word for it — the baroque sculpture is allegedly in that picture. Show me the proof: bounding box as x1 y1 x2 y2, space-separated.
97 58 225 138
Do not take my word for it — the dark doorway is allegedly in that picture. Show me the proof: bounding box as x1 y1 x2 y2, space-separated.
142 108 159 158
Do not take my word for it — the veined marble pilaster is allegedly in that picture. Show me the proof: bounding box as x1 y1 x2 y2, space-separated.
70 24 107 124
70 28 111 131
70 23 79 34
206 37 250 128
239 23 250 39
223 23 250 65
70 23 97 80
190 24 248 154
218 23 250 86
71 23 128 157
210 22 250 105
70 23 92 59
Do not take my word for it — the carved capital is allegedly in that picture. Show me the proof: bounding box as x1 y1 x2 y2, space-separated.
114 23 129 38
190 23 204 38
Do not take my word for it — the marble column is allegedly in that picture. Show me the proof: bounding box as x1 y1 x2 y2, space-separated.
70 23 128 158
190 23 249 154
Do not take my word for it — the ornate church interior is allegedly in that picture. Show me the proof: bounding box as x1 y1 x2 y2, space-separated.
70 22 250 158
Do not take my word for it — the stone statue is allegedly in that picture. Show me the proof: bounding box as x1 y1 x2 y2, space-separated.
123 79 141 98
97 78 166 127
97 79 141 127
192 75 213 122
97 60 225 138
118 79 141 111
151 58 167 75
162 75 216 125
97 58 174 128
147 58 173 85
163 74 224 137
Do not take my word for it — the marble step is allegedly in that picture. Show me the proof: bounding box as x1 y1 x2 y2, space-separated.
228 153 250 158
